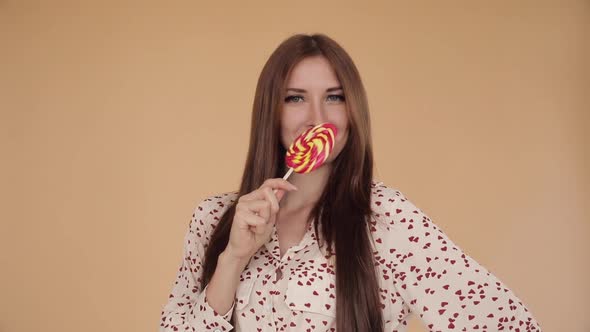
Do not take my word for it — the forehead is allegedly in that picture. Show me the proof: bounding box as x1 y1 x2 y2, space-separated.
286 56 340 88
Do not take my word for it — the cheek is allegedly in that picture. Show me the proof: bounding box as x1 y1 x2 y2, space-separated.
326 125 348 162
330 114 349 144
280 114 298 148
335 127 349 151
280 128 291 149
339 125 349 142
328 120 348 158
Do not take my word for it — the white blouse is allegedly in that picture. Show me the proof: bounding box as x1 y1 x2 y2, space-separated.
160 181 542 331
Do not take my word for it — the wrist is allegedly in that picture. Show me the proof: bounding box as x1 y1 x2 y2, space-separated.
220 249 251 269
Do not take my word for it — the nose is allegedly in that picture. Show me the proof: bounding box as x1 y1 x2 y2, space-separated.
306 98 327 127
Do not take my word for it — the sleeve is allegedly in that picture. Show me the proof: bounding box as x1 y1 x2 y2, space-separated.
383 191 542 331
159 198 236 332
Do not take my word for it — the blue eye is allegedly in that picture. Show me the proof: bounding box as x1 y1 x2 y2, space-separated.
327 94 345 102
285 95 345 103
285 95 304 103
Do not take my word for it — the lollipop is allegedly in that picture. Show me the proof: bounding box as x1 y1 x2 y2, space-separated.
282 122 338 180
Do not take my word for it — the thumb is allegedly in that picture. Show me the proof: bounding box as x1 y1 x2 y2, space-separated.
275 189 287 203
269 211 277 226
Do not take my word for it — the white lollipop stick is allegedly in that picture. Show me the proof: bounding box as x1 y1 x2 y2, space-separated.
272 167 294 195
282 167 294 180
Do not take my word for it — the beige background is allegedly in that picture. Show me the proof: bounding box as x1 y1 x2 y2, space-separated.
1 1 588 332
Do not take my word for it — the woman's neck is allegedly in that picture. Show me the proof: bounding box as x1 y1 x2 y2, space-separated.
279 164 331 214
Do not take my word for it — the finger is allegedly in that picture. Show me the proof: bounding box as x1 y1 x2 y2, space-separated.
274 189 287 203
261 178 298 192
262 187 279 215
251 223 267 235
261 189 277 225
242 200 271 221
268 209 277 227
235 209 266 228
241 179 297 202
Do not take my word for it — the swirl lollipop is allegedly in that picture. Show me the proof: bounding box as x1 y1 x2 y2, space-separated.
282 122 338 180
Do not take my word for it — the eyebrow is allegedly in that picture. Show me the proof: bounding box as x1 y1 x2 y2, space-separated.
286 86 343 93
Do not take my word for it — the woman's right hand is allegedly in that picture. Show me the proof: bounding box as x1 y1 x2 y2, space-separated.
224 178 298 261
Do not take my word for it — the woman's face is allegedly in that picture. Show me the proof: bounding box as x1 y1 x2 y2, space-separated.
280 55 350 167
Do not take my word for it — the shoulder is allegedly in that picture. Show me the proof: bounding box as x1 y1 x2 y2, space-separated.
370 180 425 227
197 190 239 218
188 190 239 241
369 180 442 248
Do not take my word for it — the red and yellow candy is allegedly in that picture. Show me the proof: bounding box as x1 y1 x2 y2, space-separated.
285 123 338 174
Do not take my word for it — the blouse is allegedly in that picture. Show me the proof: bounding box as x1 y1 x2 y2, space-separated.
159 180 542 331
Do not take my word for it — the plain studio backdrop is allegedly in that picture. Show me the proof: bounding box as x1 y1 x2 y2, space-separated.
1 1 588 332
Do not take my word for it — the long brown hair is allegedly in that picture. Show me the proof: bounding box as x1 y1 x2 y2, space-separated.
201 33 383 331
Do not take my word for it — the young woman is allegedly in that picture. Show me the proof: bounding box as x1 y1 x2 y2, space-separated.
159 33 541 332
